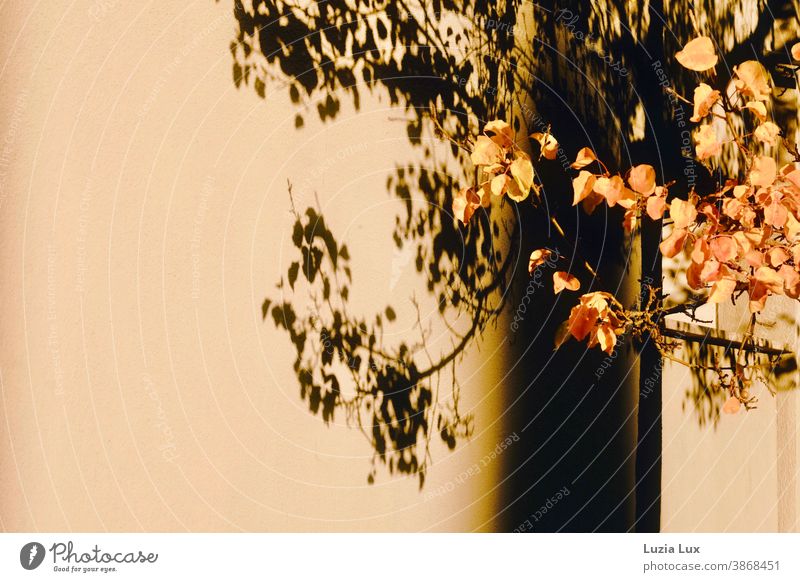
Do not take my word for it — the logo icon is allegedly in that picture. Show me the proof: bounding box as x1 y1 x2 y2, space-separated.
20 542 46 570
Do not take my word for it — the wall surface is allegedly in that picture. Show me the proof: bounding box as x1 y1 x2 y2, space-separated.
660 304 799 532
0 1 512 531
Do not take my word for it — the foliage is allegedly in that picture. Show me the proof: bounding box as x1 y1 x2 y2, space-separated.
453 36 800 413
227 0 799 488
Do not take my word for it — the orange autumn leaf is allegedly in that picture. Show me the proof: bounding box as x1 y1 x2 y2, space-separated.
767 247 791 267
733 61 771 101
744 249 764 268
508 156 534 202
691 237 710 264
690 83 720 122
528 249 553 274
722 396 741 414
699 259 722 283
754 121 780 145
553 320 571 349
749 155 776 187
567 303 598 341
779 264 800 298
748 267 784 313
622 208 638 232
785 212 800 241
784 167 800 191
570 147 597 169
675 36 718 71
646 193 667 220
709 236 737 262
659 228 688 258
530 132 559 160
669 198 698 229
484 120 515 148
553 271 580 294
593 175 626 206
764 196 787 228
708 278 737 303
453 187 481 224
572 170 597 205
596 324 617 355
694 124 722 159
581 191 606 215
743 101 767 121
686 261 704 289
629 164 656 195
754 266 784 293
470 135 503 166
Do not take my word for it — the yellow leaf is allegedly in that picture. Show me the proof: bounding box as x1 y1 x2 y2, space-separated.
452 187 481 224
508 157 534 201
785 212 800 241
554 320 571 349
528 249 553 274
675 36 718 71
754 265 784 294
767 247 790 267
733 61 771 102
708 278 736 303
779 264 800 298
742 101 767 122
754 121 780 145
490 173 510 197
593 175 626 206
530 132 559 160
690 83 720 122
484 120 515 148
596 324 617 355
470 135 503 166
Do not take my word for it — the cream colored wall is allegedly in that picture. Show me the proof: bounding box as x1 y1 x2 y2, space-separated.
660 302 799 532
0 1 511 531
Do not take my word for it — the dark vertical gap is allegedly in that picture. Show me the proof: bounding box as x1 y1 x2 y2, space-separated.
618 0 684 532
635 222 663 532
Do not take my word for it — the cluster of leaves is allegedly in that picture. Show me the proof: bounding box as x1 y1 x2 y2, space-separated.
452 120 538 224
453 35 800 412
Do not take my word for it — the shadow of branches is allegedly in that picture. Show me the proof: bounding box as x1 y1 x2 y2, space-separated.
224 0 799 493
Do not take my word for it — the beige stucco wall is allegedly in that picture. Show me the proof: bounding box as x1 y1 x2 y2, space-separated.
0 1 512 531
